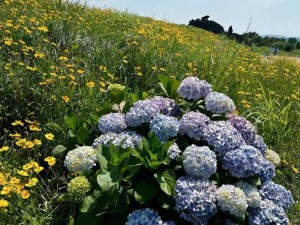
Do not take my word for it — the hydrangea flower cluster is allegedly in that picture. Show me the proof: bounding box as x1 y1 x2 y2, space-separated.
177 77 212 100
222 145 263 178
178 111 210 140
226 113 257 143
149 96 181 116
92 131 142 149
90 77 294 224
126 208 174 225
204 121 245 156
67 176 90 199
167 143 181 160
126 99 160 127
64 146 97 173
265 149 281 167
150 114 179 142
235 181 261 207
259 181 294 211
205 92 236 114
183 145 217 178
249 200 289 225
249 134 267 155
216 185 248 218
98 113 127 133
175 175 217 224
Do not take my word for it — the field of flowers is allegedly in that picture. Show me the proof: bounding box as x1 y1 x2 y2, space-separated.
1 0 300 224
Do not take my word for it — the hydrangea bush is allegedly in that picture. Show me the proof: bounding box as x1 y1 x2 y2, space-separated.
61 77 294 225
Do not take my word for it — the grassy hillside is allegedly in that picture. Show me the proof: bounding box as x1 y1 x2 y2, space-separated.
1 0 300 224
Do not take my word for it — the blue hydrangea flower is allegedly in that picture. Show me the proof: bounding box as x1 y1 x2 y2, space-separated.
217 185 248 218
92 131 142 149
64 146 97 173
175 175 217 224
149 96 181 116
98 113 127 133
222 145 263 178
112 131 143 149
205 92 236 114
260 181 294 211
250 134 267 156
92 132 118 148
177 77 212 100
183 145 217 178
179 111 210 140
203 121 245 156
125 208 173 225
249 200 289 225
150 114 179 142
258 158 275 182
235 181 261 207
168 143 181 160
226 113 257 143
126 100 160 127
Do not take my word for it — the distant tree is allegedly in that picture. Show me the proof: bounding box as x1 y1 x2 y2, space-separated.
296 42 300 49
188 16 224 34
287 37 297 50
242 32 261 46
228 26 233 37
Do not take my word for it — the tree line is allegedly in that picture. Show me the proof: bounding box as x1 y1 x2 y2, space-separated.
188 16 300 52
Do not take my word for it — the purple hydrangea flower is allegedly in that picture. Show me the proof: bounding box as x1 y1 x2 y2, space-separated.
168 143 181 160
179 111 210 140
149 96 181 116
92 131 142 149
98 113 127 133
150 114 179 142
250 134 267 156
126 100 160 127
126 208 174 225
217 185 248 218
175 175 217 224
203 121 245 156
249 200 289 225
205 92 236 114
258 158 275 182
226 113 257 143
222 145 263 178
177 77 212 100
183 145 217 178
260 181 294 211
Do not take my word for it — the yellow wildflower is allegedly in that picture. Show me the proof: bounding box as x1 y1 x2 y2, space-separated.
33 166 44 173
292 166 299 173
1 186 12 195
33 139 42 145
12 120 24 126
9 177 20 185
0 199 9 208
0 146 9 152
45 133 54 140
44 156 56 166
59 56 68 61
21 190 30 199
87 81 95 88
25 178 38 187
29 124 42 131
77 69 85 75
37 26 48 32
17 170 29 177
24 141 34 149
62 96 70 103
16 138 27 147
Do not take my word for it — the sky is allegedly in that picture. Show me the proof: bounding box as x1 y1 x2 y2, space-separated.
80 0 300 37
